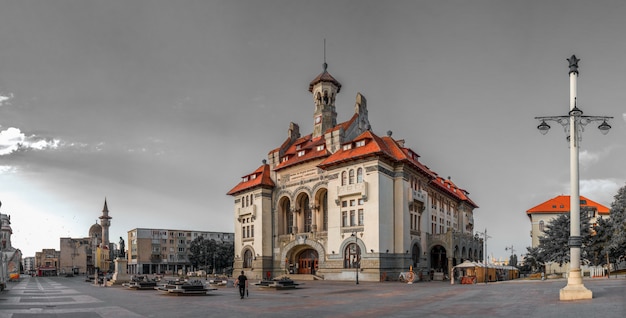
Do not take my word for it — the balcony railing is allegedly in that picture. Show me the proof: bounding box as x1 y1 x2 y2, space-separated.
336 182 368 203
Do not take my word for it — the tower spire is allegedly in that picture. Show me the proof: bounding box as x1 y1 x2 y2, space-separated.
323 38 327 72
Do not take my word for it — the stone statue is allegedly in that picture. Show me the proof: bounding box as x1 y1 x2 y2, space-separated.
119 237 125 258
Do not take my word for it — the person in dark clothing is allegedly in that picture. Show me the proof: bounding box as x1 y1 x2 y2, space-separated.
235 271 248 299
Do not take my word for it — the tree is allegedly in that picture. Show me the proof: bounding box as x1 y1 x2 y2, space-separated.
189 236 234 275
537 210 592 266
589 216 612 266
607 184 626 265
524 246 544 273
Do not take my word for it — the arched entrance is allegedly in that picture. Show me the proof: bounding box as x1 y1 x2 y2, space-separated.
411 243 421 268
430 245 447 273
297 249 319 275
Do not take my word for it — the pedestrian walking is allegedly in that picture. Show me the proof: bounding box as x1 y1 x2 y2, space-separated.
235 271 248 299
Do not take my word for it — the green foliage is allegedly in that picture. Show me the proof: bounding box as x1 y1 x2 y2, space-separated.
189 236 234 274
607 184 626 261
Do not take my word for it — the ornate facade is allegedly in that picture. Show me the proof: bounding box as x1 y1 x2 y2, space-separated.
227 62 481 281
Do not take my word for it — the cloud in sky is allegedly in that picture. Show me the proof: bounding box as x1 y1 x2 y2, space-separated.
0 92 13 106
0 127 60 156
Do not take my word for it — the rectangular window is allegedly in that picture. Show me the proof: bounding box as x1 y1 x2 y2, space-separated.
251 225 254 237
342 201 348 208
316 145 325 151
358 198 364 205
355 140 365 147
297 150 305 157
350 199 356 207
358 209 364 226
350 210 355 226
342 144 352 150
342 211 348 227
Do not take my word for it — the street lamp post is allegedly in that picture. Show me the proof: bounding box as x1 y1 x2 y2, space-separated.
534 55 612 301
351 232 359 285
476 228 491 284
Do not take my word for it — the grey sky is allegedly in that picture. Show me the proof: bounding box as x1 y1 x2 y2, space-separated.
1 0 625 260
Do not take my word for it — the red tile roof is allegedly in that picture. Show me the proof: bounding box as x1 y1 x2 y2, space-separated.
308 70 342 93
430 177 479 208
318 130 395 168
272 135 330 171
226 164 275 195
526 195 609 215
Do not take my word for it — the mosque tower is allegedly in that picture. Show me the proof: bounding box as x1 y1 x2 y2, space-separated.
99 198 111 248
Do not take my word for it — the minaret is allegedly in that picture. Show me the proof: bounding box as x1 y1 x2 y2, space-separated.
99 198 112 248
309 41 341 138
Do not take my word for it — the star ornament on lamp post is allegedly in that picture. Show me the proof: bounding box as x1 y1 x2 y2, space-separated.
534 55 613 301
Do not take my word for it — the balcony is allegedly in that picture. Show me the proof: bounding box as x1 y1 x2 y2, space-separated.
409 189 426 203
336 182 368 203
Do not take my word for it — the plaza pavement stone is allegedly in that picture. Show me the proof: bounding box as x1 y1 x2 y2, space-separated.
0 276 624 317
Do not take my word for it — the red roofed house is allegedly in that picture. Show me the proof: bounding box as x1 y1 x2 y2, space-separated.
527 195 610 248
227 62 480 281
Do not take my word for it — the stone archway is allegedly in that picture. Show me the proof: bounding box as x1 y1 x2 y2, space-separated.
297 249 319 275
430 245 447 273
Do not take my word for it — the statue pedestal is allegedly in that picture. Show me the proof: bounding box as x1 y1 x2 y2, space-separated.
108 257 130 286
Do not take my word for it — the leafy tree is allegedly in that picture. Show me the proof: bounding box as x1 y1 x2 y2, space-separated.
524 246 544 273
607 184 626 264
537 210 591 266
189 236 234 275
589 216 612 266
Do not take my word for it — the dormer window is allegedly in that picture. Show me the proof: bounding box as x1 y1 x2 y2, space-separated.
282 156 289 162
316 145 325 151
250 174 256 180
342 144 352 151
243 176 249 182
296 144 302 150
355 140 365 147
297 150 306 157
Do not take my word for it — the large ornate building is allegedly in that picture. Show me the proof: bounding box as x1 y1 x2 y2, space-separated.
227 62 481 281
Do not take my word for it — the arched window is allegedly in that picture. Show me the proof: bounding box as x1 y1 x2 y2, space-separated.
286 201 293 234
357 168 363 183
341 171 347 186
344 243 360 269
245 195 249 207
303 197 312 232
241 197 245 208
243 249 253 268
250 194 253 204
322 192 328 231
539 220 545 232
349 169 355 184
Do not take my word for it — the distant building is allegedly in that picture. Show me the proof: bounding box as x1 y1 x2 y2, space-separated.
527 195 609 248
127 228 234 275
22 256 35 274
227 62 481 282
526 195 610 274
59 199 115 275
35 249 60 277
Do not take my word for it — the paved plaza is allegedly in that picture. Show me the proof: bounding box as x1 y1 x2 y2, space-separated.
1 276 625 317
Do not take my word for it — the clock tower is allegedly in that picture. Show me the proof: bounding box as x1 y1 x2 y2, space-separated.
309 61 341 138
